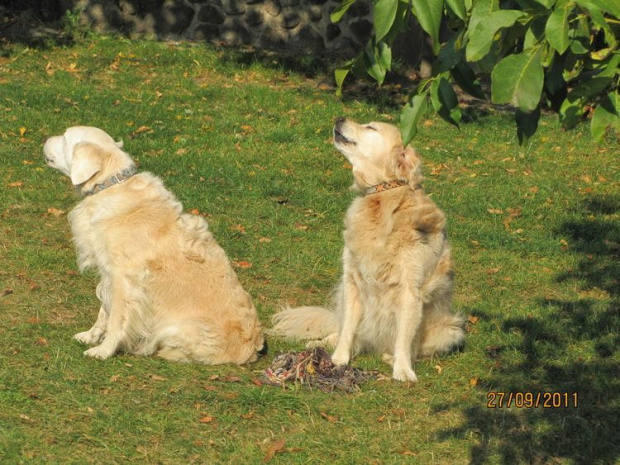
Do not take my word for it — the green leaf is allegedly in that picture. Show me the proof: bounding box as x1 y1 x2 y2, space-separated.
587 0 620 17
559 95 586 129
400 93 429 145
491 48 544 112
546 1 572 54
430 76 461 127
591 91 620 142
466 10 526 62
411 0 444 54
374 0 399 41
334 59 355 97
468 0 499 36
331 0 356 23
363 41 391 85
452 62 486 99
445 0 467 20
515 107 541 145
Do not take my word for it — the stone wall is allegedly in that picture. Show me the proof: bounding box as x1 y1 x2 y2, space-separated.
59 0 374 56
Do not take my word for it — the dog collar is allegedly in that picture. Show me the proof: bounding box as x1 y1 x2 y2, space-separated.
363 179 410 196
83 166 137 196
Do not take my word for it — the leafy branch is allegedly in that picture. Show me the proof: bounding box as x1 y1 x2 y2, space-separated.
333 0 620 145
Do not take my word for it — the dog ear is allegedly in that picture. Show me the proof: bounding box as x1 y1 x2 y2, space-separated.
395 146 422 183
70 142 106 186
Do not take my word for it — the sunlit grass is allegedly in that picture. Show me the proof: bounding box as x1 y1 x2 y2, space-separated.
0 36 618 463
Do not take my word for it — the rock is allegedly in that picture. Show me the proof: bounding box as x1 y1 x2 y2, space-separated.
198 4 225 24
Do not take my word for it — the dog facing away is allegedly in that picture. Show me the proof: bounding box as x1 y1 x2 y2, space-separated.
44 126 264 364
271 118 464 381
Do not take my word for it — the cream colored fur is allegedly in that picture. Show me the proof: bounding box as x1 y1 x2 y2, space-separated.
271 118 464 381
44 126 264 365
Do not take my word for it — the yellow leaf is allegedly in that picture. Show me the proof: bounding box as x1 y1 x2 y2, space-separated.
19 127 26 137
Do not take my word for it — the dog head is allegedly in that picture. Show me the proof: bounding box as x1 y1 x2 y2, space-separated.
333 117 423 190
44 126 134 193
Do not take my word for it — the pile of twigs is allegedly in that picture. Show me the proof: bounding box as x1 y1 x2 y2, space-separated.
262 347 379 393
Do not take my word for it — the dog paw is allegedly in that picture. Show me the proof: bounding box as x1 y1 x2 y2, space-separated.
83 345 114 360
392 366 418 382
74 331 100 345
331 349 350 366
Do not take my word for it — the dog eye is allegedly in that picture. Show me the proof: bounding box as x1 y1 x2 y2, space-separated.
366 125 377 131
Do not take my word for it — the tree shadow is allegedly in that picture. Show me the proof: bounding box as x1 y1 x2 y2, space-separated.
436 194 619 464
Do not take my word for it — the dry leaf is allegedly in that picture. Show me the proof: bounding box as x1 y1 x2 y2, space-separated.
149 374 167 381
199 415 215 423
485 267 501 275
469 377 479 387
47 207 65 217
241 412 255 419
259 237 272 243
19 127 27 137
468 315 479 324
233 260 252 269
263 438 285 462
251 378 263 386
230 224 246 234
487 208 503 215
320 412 338 423
36 337 48 346
8 182 23 188
433 364 443 374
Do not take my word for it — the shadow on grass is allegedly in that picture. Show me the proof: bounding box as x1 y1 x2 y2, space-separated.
438 194 619 464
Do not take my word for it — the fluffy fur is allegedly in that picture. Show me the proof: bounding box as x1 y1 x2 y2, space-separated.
44 126 264 364
271 118 464 381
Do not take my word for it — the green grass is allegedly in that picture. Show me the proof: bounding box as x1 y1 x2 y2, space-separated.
1 36 618 463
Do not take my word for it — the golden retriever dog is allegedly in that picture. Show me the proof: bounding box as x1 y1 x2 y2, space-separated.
44 126 264 364
271 118 464 381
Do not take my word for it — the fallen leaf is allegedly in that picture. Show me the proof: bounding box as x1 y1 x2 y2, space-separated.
468 315 479 324
469 377 479 387
2 289 14 296
233 260 252 269
110 374 120 382
401 450 416 456
8 182 23 188
251 378 263 386
35 337 48 346
230 224 246 234
485 267 501 275
47 207 65 217
19 127 27 137
263 438 285 462
199 415 215 423
149 374 167 381
259 237 272 243
433 364 443 374
241 412 255 419
320 412 338 423
294 223 308 231
487 208 503 214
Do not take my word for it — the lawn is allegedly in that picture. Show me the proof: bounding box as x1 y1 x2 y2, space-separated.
0 35 618 464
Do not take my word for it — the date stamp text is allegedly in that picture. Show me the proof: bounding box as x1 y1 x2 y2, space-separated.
487 392 579 409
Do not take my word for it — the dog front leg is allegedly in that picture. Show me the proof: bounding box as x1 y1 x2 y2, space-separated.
83 276 131 359
392 288 423 382
74 305 108 345
331 272 362 366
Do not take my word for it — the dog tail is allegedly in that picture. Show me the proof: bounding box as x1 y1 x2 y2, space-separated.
269 306 339 341
420 313 465 358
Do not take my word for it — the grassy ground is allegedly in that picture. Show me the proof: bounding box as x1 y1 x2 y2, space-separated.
0 35 618 464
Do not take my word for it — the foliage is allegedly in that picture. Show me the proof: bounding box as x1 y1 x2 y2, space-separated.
334 0 620 145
